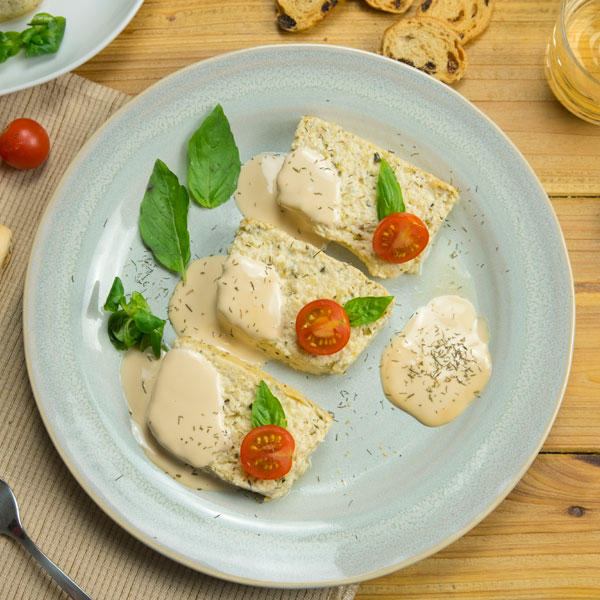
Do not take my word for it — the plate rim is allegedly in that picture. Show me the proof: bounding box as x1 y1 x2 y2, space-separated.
22 43 576 587
1 0 144 96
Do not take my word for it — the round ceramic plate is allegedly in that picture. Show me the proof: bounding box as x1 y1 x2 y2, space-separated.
0 0 143 96
24 45 574 587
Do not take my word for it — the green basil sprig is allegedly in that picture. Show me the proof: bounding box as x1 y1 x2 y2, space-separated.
0 13 66 63
188 104 241 208
104 277 166 358
139 159 191 281
251 380 287 429
343 296 394 326
376 157 405 220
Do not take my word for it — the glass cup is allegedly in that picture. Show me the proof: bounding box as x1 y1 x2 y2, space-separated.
545 0 600 125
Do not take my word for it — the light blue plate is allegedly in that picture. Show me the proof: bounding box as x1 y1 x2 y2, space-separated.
24 45 574 587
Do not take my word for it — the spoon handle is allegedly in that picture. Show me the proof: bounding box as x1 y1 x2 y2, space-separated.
15 530 93 600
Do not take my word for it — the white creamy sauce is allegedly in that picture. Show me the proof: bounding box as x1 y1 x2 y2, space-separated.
120 349 229 491
216 254 284 342
147 347 231 468
380 295 491 427
168 256 266 365
277 147 341 227
234 153 325 247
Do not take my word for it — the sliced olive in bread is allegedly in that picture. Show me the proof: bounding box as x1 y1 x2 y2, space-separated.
381 17 468 84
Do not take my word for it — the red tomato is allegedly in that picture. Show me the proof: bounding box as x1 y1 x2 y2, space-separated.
372 212 429 263
240 425 295 480
0 118 50 170
295 299 351 355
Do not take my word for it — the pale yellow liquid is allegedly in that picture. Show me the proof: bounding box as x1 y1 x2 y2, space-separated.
545 0 600 124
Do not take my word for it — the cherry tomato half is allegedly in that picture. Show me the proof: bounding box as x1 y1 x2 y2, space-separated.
0 118 50 170
295 299 351 355
240 425 295 480
372 212 429 263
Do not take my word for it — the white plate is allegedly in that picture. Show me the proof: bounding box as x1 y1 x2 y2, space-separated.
0 0 143 96
24 45 574 587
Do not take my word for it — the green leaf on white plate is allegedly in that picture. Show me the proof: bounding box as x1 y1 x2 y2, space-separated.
139 158 191 281
187 104 241 208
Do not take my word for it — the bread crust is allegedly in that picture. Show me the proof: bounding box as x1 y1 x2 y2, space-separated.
381 16 468 84
363 0 413 14
0 225 13 281
418 0 494 43
276 0 343 31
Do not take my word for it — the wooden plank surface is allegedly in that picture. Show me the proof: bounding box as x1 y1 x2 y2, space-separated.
63 0 600 597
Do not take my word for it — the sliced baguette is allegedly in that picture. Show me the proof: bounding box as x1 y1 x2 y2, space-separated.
287 116 460 278
418 0 495 43
220 218 393 374
381 17 468 84
276 0 342 31
363 0 413 14
169 338 332 500
0 225 13 280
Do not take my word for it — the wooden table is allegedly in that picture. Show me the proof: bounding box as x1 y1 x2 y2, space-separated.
73 0 600 597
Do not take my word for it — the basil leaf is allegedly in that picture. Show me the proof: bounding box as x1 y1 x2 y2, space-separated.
104 279 166 358
343 296 394 326
187 104 241 208
104 277 125 312
251 380 287 429
376 158 405 221
139 159 191 281
21 14 66 57
0 32 23 63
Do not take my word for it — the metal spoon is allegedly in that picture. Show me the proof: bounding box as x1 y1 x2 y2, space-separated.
0 477 93 600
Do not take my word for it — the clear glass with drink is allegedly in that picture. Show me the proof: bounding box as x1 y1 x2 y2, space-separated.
545 0 600 125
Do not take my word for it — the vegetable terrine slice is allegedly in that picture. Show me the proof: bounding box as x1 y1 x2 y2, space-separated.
218 218 393 375
285 115 460 278
166 337 332 500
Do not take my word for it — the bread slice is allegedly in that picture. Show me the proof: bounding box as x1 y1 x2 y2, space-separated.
363 0 413 14
381 17 468 84
0 225 13 280
276 0 342 31
220 218 393 374
418 0 495 43
0 0 42 22
171 337 332 500
287 116 460 278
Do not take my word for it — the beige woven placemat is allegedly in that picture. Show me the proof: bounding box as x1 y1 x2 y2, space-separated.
0 74 359 600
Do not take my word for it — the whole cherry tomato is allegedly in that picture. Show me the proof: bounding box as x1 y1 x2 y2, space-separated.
0 118 50 170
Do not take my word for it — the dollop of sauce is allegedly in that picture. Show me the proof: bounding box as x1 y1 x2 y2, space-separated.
168 256 266 364
147 347 231 468
216 254 284 342
380 295 491 427
277 147 341 227
235 153 325 247
120 349 229 491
